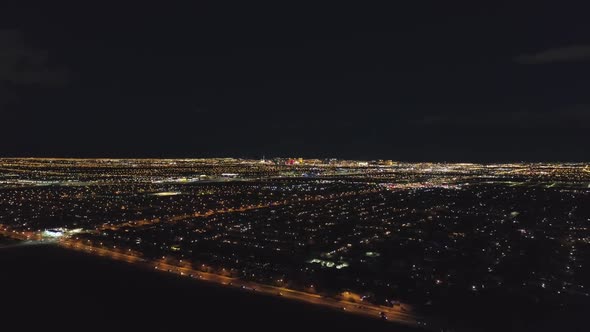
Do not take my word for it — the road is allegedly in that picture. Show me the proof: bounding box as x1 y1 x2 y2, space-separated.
1 224 427 329
149 261 419 326
58 238 423 327
98 187 385 231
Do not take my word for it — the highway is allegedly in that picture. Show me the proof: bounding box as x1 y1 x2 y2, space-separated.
150 261 420 326
0 240 48 250
58 238 423 328
0 224 427 329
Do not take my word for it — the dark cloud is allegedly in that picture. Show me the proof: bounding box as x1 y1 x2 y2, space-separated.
514 45 590 64
0 3 589 161
417 107 590 129
0 29 67 107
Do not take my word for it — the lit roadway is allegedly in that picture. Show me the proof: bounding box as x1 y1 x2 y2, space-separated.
1 225 427 329
59 239 423 328
99 187 385 231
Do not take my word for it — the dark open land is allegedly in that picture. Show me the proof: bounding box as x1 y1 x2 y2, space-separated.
0 244 416 332
2 244 586 332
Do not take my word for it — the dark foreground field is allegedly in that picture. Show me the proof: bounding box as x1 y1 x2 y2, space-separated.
1 243 586 332
0 244 414 332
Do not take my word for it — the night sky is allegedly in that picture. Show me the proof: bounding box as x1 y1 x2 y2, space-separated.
1 2 589 161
